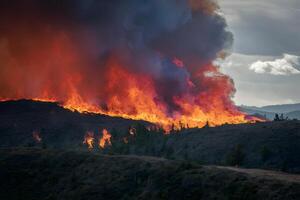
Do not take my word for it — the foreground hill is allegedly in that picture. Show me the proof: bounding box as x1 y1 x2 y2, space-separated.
0 148 299 200
1 100 300 173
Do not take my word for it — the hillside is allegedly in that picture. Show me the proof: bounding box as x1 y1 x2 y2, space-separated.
1 100 300 173
241 103 300 114
240 105 300 120
0 148 300 200
239 106 276 120
260 104 300 113
0 99 151 149
165 121 300 173
286 111 300 120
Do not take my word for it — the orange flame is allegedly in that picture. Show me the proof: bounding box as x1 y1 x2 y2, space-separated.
123 137 129 144
57 63 259 131
0 34 263 131
83 131 95 149
32 131 42 143
99 129 112 149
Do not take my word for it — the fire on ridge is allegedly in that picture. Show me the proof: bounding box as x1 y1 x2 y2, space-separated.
83 129 112 150
0 0 261 131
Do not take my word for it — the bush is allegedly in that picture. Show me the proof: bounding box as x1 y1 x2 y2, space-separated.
260 145 271 162
226 144 245 166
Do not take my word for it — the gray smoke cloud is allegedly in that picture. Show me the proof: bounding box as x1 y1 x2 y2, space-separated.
0 0 234 115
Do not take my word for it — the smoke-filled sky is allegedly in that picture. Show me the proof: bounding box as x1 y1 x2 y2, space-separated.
1 0 255 128
1 0 298 113
218 0 300 106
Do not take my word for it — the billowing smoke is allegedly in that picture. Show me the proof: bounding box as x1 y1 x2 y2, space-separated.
0 0 250 128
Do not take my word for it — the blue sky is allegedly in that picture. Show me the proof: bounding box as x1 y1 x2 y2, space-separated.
218 0 300 106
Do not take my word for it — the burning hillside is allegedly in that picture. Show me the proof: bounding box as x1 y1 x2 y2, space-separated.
83 129 112 150
0 0 258 130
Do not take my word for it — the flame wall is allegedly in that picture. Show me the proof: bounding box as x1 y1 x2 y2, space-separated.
0 0 251 129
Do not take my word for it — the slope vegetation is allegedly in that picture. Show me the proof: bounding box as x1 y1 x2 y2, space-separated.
0 149 300 200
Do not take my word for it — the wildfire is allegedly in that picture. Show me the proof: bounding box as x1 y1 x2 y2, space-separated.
0 64 261 131
53 63 260 131
0 0 264 132
32 131 42 143
123 137 129 144
99 129 112 149
129 127 136 136
0 60 261 131
83 131 95 149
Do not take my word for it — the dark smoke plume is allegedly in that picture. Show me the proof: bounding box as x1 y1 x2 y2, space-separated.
0 0 237 122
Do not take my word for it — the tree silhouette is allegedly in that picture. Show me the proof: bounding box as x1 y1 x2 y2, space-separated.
226 144 245 166
274 114 280 121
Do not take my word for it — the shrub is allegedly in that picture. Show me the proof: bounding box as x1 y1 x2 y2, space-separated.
260 145 271 162
226 144 245 166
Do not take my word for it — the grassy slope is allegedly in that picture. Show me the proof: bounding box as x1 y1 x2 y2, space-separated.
0 149 300 200
166 121 300 173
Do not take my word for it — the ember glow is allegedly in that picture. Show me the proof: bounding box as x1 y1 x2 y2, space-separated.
32 131 42 143
99 129 112 149
129 127 137 136
0 0 260 131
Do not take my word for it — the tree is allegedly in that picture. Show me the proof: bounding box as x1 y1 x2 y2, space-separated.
226 144 245 166
274 113 288 121
203 121 210 128
280 114 284 121
274 114 280 121
260 145 271 162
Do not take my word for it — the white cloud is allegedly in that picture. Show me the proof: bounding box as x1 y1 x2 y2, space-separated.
249 54 300 75
217 53 300 106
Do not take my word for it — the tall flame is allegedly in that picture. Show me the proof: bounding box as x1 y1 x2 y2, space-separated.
32 131 42 143
99 129 112 149
83 131 95 149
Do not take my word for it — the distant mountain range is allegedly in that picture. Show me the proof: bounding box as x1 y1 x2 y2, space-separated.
240 103 300 120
